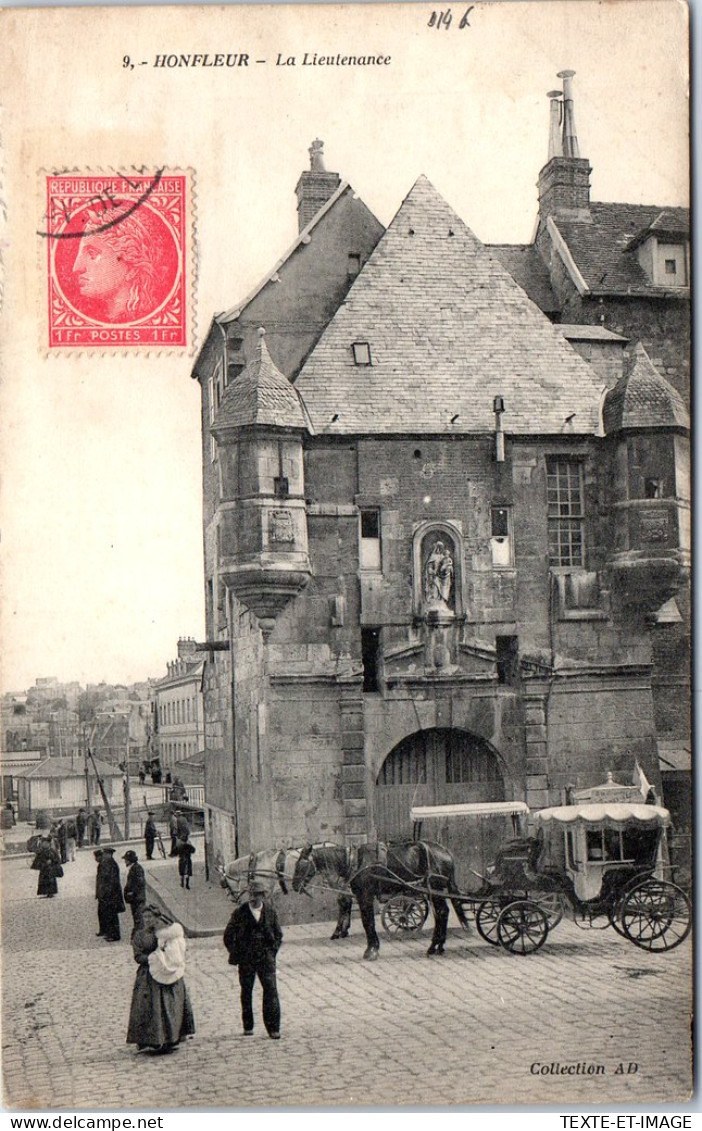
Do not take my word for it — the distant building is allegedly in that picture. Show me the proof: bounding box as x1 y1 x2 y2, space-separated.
151 638 206 774
15 755 122 821
0 748 43 806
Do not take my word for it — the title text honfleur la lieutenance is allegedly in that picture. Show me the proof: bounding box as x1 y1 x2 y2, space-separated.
151 52 391 68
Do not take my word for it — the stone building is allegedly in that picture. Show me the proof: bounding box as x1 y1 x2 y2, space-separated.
192 80 689 880
151 638 206 774
489 71 691 866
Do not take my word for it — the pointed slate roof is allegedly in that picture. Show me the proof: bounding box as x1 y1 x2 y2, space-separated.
295 177 603 435
212 329 310 432
603 343 689 433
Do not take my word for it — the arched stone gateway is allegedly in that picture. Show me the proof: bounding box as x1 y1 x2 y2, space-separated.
374 728 511 889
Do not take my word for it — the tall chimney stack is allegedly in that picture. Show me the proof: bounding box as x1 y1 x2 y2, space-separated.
559 69 580 158
537 71 591 221
547 90 563 161
294 139 341 232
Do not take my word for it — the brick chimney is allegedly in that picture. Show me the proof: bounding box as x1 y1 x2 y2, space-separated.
537 72 591 220
294 139 341 232
177 636 197 660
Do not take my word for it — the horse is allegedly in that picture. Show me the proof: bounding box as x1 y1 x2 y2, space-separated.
218 848 302 903
293 841 470 960
218 845 357 938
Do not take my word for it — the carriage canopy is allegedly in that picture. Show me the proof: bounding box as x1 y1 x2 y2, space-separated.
410 801 529 821
533 803 670 830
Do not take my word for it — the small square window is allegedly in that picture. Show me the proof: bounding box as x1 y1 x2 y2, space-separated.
274 476 289 499
352 342 372 366
664 259 677 275
227 362 245 382
348 254 361 277
228 335 244 353
644 478 663 499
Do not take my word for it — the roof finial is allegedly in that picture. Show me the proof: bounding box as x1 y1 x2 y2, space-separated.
258 326 266 338
309 138 327 173
557 70 580 158
547 89 563 160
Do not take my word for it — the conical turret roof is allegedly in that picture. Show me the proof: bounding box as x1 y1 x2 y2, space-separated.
295 176 604 434
603 342 689 433
212 329 310 432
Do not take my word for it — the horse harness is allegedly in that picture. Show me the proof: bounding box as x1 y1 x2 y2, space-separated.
245 849 295 895
296 842 358 894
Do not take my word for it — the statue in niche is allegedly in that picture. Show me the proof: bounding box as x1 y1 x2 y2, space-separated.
424 539 454 607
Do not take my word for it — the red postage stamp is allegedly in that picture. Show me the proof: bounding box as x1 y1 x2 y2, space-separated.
44 170 191 349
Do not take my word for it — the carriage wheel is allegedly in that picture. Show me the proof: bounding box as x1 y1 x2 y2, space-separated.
620 880 692 953
607 899 629 937
476 901 503 946
536 891 565 930
497 900 549 955
381 895 429 936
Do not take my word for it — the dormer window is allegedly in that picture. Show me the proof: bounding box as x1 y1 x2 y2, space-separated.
352 341 372 366
656 242 688 286
636 236 689 288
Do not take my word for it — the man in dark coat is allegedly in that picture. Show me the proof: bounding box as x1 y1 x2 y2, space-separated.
75 808 87 849
123 849 147 932
144 812 157 860
175 811 191 842
88 809 103 846
223 880 283 1039
56 819 68 864
168 812 179 857
95 847 125 941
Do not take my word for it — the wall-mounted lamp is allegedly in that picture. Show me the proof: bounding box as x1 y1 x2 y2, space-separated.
493 396 505 462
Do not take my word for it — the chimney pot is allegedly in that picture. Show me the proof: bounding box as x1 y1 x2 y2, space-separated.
295 140 341 232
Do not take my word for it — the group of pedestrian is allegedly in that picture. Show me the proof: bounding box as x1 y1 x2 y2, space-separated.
123 874 284 1054
74 807 103 849
31 805 283 1050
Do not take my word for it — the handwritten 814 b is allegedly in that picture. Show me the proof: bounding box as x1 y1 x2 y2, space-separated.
428 7 474 29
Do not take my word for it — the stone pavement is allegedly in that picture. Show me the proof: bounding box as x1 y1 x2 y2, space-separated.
1 848 693 1110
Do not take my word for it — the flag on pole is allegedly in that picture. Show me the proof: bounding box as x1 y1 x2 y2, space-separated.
632 760 651 801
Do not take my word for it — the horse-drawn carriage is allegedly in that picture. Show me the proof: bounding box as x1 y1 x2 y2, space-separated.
406 793 691 955
218 778 691 960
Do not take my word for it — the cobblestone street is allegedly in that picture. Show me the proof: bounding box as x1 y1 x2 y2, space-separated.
1 849 692 1110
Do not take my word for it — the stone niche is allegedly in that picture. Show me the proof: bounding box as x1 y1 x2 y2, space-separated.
412 520 465 671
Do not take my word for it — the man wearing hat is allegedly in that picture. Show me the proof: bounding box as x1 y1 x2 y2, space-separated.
223 879 283 1039
95 847 126 942
123 849 147 932
144 812 158 861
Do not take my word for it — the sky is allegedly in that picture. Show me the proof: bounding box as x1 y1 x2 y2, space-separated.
0 0 691 691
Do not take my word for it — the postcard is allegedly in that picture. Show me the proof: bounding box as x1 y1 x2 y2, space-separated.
0 0 692 1113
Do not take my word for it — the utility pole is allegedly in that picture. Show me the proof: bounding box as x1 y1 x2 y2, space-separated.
123 723 131 840
83 727 93 809
86 746 123 841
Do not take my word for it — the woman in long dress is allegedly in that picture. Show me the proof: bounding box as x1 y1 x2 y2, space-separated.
32 835 62 898
126 905 195 1055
